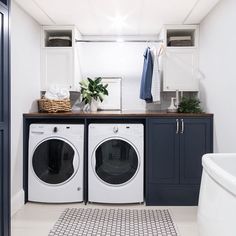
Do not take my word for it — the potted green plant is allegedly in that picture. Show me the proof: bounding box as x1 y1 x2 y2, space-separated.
178 96 203 113
79 77 109 112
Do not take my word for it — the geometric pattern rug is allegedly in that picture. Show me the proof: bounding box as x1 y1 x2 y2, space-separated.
48 208 179 236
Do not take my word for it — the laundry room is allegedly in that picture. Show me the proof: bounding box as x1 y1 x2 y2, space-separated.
1 0 236 235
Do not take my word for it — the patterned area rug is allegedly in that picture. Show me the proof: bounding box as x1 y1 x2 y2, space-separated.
48 208 179 236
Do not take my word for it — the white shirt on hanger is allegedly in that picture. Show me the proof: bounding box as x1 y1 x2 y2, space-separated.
150 47 161 103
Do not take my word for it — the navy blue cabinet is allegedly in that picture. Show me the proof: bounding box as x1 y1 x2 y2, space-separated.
146 117 213 206
0 2 10 235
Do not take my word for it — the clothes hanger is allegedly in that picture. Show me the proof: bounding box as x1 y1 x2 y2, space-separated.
158 43 165 57
157 43 165 71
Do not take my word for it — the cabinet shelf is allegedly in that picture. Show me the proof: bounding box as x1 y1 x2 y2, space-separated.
43 29 73 48
166 29 196 47
161 25 199 48
42 46 74 50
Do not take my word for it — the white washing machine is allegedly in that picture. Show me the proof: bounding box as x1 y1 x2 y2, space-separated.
88 124 144 204
28 124 84 203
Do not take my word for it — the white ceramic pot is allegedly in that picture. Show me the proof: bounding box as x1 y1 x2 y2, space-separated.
90 98 99 112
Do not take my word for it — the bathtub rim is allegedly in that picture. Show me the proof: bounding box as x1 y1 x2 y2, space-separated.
202 154 236 197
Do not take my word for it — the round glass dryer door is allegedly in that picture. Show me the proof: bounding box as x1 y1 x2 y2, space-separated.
32 139 78 185
94 139 139 185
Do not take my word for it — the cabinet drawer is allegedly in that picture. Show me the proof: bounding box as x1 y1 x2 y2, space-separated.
146 184 200 206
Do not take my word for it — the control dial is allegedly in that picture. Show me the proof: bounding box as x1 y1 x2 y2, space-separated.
113 126 119 133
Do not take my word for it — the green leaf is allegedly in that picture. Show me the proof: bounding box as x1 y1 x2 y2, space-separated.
98 93 104 101
103 89 108 95
88 83 94 92
95 77 102 84
87 78 94 85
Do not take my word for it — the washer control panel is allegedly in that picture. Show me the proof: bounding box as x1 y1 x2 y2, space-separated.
29 124 84 137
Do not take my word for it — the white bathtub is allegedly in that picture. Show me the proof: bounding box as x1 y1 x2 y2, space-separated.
198 154 236 236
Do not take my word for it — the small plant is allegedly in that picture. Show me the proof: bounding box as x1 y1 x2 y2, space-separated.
79 77 108 104
178 96 203 113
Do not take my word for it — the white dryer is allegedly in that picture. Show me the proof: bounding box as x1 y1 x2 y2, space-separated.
88 124 144 204
28 124 84 203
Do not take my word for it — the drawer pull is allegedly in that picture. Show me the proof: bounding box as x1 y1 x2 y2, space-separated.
176 119 179 134
181 119 184 134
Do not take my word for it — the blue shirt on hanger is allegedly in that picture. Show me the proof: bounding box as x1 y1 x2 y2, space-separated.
140 47 153 103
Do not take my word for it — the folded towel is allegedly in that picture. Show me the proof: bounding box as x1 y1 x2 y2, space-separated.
45 86 70 100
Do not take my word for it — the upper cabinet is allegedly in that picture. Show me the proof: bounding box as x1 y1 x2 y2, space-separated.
160 25 199 92
41 26 82 91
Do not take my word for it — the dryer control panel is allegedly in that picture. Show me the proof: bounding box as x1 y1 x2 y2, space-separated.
89 124 143 137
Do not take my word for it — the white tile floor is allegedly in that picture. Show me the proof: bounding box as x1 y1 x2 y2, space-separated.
11 203 199 236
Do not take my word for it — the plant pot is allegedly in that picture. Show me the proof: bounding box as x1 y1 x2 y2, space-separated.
90 98 99 112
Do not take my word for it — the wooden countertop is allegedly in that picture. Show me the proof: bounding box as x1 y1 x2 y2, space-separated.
23 110 213 118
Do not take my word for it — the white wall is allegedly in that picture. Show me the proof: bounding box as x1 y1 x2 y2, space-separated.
199 0 236 152
11 2 41 215
77 42 160 110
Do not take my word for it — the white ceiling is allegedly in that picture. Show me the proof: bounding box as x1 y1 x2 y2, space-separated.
14 0 220 35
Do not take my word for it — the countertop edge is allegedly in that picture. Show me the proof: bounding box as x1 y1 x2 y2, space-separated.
23 111 214 118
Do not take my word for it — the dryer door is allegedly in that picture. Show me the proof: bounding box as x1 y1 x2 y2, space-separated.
94 139 139 185
32 138 79 185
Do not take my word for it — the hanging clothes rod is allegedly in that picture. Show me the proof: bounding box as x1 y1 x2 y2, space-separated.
75 39 163 43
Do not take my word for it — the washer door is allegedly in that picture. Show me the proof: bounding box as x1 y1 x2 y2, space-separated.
32 138 78 185
94 139 139 185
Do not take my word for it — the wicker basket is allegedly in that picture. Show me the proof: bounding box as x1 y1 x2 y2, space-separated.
38 98 72 113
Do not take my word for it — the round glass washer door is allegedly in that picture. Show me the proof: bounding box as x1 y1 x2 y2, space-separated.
93 138 140 186
32 138 79 186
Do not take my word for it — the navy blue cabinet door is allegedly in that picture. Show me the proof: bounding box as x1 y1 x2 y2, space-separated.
179 118 212 184
0 4 10 236
147 118 179 184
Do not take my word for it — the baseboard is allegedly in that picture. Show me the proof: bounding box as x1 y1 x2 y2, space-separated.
11 189 25 216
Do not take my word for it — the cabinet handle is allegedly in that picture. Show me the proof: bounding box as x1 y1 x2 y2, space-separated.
176 119 179 134
181 119 184 134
